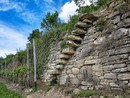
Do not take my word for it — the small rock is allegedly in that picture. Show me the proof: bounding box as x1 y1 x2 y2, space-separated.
72 68 79 75
73 89 81 94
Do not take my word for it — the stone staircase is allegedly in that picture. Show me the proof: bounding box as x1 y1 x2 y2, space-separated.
47 13 98 84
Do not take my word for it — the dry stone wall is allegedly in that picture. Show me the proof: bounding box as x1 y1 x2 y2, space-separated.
44 0 130 91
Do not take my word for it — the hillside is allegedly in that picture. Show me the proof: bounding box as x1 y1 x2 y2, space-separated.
0 0 130 98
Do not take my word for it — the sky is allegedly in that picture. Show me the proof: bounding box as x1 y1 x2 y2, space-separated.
0 0 90 58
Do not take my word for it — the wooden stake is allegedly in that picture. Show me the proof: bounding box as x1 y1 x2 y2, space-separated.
26 44 30 88
33 39 37 90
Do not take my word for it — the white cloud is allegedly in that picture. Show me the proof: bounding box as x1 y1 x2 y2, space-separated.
59 1 79 22
0 23 27 57
43 0 54 4
0 0 25 12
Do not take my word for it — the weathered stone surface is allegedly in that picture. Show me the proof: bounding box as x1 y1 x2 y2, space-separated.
66 40 80 48
115 47 130 54
114 64 126 68
94 37 105 45
68 35 82 41
103 65 114 71
59 54 71 59
62 47 75 55
112 15 120 24
118 73 130 80
117 18 130 28
112 28 128 39
84 59 98 65
59 75 69 85
72 68 80 75
57 59 68 65
110 83 119 88
79 13 98 22
75 22 91 28
121 11 130 19
72 28 86 35
75 59 84 68
104 73 116 79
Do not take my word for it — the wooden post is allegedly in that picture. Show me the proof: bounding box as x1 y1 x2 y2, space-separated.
5 60 7 79
33 39 37 90
0 64 2 77
12 57 15 83
26 44 30 88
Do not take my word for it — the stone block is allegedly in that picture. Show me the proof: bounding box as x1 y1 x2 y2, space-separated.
112 15 120 24
103 65 114 71
79 13 98 22
72 68 80 75
110 83 119 88
75 21 91 28
118 73 130 80
66 40 80 48
57 59 68 65
59 54 71 59
114 63 126 68
121 11 130 19
68 35 82 41
104 73 116 79
72 28 86 35
62 47 75 55
84 59 98 65
75 59 84 68
117 18 130 28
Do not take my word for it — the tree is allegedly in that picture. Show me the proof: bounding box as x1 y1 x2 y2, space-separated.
28 29 42 43
41 11 61 31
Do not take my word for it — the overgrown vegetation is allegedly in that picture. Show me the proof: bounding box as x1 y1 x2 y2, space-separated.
0 82 24 98
0 0 110 89
72 90 99 98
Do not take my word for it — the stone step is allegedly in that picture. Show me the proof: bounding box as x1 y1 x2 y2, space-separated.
57 59 68 65
82 19 92 24
72 28 87 35
49 69 61 75
55 65 64 70
59 54 72 59
68 35 82 41
79 13 98 22
66 40 80 48
75 21 91 28
62 47 75 55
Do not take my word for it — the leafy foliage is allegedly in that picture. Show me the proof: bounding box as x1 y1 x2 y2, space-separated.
0 82 24 98
28 29 42 43
41 11 61 31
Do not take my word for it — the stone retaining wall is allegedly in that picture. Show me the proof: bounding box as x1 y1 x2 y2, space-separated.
44 0 130 91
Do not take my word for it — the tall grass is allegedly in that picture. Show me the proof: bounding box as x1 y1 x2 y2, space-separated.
0 82 24 98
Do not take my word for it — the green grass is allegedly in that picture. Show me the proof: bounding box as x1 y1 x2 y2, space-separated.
72 90 99 98
0 82 24 98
